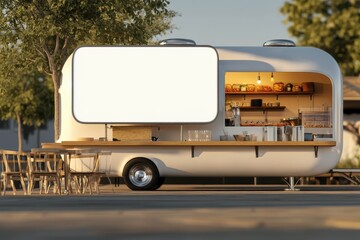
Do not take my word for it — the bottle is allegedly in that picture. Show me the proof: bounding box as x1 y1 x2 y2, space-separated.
235 103 240 126
231 104 240 127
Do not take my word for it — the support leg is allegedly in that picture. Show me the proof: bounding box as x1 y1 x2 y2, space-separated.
284 177 300 191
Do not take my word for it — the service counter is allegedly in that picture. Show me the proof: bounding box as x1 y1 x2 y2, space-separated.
42 140 336 158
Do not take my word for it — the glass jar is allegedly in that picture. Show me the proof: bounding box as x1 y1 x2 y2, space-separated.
232 84 240 92
240 84 247 92
285 83 293 92
273 82 284 92
225 84 232 92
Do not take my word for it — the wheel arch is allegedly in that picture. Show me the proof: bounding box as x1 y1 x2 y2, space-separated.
121 156 160 177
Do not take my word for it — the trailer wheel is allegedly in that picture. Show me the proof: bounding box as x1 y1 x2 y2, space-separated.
123 158 160 190
152 177 165 190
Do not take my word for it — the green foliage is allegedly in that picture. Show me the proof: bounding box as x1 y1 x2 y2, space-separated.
0 0 176 76
336 154 360 168
281 0 360 75
0 46 54 127
0 0 176 140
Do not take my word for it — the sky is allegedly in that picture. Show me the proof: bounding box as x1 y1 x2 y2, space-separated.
160 0 294 46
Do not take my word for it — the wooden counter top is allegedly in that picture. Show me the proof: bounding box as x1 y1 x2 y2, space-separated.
42 140 336 149
41 140 336 158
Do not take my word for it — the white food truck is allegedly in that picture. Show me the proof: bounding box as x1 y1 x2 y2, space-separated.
43 39 343 190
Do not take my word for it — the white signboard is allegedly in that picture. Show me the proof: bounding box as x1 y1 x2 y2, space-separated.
72 46 218 123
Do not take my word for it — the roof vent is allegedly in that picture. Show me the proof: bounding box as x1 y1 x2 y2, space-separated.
263 39 296 47
159 38 196 45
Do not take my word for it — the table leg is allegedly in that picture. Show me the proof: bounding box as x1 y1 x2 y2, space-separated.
63 153 70 194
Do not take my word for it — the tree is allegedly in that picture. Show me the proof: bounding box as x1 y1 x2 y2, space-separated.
0 0 176 140
280 0 360 76
0 47 54 151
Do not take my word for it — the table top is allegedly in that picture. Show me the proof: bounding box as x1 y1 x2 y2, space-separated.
31 147 111 155
42 140 337 149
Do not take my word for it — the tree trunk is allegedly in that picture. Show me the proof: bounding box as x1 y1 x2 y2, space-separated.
42 36 63 142
16 112 23 152
52 72 60 141
46 49 60 142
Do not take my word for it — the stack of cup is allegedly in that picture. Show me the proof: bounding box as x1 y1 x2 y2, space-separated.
188 130 212 141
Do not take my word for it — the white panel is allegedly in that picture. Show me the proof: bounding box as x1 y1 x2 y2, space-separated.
72 46 218 123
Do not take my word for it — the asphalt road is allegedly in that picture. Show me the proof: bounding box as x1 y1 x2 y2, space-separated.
1 184 360 239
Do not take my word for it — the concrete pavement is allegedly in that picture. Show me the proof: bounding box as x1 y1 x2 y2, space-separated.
0 184 360 239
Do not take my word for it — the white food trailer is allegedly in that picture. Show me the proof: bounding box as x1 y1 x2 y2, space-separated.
43 39 343 190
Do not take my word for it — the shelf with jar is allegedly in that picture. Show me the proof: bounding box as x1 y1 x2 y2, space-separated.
225 82 315 100
225 91 314 100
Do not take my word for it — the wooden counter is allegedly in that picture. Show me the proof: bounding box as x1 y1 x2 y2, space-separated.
42 140 336 158
42 140 336 148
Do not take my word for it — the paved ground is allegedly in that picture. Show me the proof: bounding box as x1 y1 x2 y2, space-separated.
1 184 360 239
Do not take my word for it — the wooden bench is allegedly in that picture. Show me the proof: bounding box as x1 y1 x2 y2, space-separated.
328 168 360 185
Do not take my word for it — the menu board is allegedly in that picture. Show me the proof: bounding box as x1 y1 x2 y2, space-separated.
72 46 218 123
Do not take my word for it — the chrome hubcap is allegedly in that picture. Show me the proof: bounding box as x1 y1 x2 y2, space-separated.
129 164 153 187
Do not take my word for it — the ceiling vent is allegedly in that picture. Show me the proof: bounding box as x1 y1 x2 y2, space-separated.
159 38 196 45
263 39 296 47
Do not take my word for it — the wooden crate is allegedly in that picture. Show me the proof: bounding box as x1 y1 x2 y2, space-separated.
112 126 152 141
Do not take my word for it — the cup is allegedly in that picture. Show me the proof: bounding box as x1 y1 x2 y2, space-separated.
220 135 228 141
276 126 284 141
294 126 304 141
262 126 276 141
250 134 257 141
188 130 198 141
203 130 212 141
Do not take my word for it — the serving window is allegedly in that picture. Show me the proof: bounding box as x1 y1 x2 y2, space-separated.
224 72 333 139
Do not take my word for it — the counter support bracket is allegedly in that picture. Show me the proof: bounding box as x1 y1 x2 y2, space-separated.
255 146 259 158
314 146 319 158
191 146 195 158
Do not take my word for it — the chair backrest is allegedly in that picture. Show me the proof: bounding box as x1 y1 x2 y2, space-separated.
29 151 62 174
1 150 28 175
0 150 3 177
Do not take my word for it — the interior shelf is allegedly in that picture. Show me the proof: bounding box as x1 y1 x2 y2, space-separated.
239 106 285 111
226 91 314 100
225 91 314 95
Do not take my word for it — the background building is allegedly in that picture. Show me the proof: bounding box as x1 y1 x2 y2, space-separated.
341 76 360 167
0 119 54 151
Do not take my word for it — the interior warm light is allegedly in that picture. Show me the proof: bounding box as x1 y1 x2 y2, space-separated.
257 73 261 84
271 72 274 82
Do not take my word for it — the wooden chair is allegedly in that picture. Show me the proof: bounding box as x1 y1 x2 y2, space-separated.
0 150 29 196
28 151 63 195
69 152 110 194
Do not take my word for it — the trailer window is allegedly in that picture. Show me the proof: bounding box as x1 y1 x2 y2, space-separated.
224 72 333 134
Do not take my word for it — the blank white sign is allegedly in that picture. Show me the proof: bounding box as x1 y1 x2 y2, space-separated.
72 46 218 123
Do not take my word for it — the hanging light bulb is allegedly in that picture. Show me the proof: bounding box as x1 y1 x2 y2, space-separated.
271 72 274 82
257 72 261 84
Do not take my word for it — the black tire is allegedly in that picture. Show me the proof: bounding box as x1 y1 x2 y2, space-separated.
123 158 160 190
152 177 165 190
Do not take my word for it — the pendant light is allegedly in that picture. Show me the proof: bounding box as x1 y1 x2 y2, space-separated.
271 72 274 82
257 73 261 84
